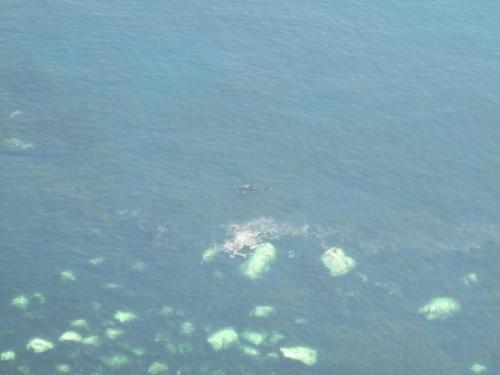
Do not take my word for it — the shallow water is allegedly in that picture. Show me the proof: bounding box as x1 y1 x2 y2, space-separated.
1 1 500 374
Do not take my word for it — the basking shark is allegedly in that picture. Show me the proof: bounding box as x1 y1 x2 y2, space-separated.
236 184 270 194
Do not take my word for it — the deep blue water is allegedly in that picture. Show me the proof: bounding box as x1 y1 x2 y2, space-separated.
1 1 500 374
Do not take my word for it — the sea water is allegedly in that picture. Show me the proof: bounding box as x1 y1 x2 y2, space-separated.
1 1 500 374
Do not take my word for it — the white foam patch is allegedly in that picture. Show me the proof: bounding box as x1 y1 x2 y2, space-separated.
212 217 309 258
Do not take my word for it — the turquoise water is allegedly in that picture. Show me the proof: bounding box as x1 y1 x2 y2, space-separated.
1 1 500 374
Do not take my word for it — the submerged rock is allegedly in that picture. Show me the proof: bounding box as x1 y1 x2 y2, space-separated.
249 305 275 318
31 292 45 303
9 110 22 119
240 345 260 358
81 335 101 346
105 327 124 340
241 330 267 346
202 246 219 263
418 297 461 320
268 331 286 346
69 319 89 330
207 327 239 351
58 331 82 343
26 338 54 353
180 321 195 336
321 247 356 277
280 346 318 366
470 363 487 373
102 353 129 369
148 362 168 374
4 137 33 151
462 273 478 287
0 351 15 361
11 295 29 310
240 242 276 280
55 364 71 373
60 270 76 283
114 310 137 323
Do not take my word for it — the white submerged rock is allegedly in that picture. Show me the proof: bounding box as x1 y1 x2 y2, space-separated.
0 351 15 361
470 363 487 373
240 345 260 358
9 110 23 119
202 246 219 263
60 270 76 282
114 310 137 323
418 297 461 320
4 137 33 150
55 363 71 373
241 330 267 346
105 327 124 340
180 321 195 336
148 362 169 374
249 305 275 318
462 273 479 287
207 327 239 351
81 335 101 346
59 331 82 343
10 295 29 310
102 353 129 369
26 338 54 353
321 247 356 277
240 242 276 280
31 292 45 303
69 319 89 330
280 346 318 366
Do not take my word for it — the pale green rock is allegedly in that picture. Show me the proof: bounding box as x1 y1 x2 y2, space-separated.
130 261 146 272
249 305 275 318
463 273 479 286
202 246 219 263
180 321 195 336
9 110 22 119
132 347 145 356
55 364 71 373
470 363 487 373
321 247 356 277
266 352 279 360
418 297 461 320
17 365 30 375
81 335 101 346
26 338 54 353
164 342 177 354
31 292 45 303
114 310 137 323
59 331 82 343
240 345 260 358
0 351 15 361
207 327 239 351
160 306 174 317
268 331 286 346
280 346 318 366
102 353 129 369
70 319 89 330
240 242 276 280
148 362 168 374
4 137 33 150
89 257 105 266
11 295 29 310
60 270 76 282
104 282 120 289
241 330 267 346
105 327 124 340
177 342 193 354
